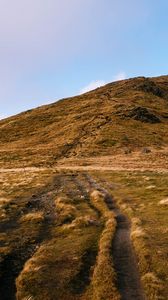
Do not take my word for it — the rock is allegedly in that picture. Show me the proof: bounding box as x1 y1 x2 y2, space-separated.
124 148 132 154
142 147 151 154
127 107 161 123
135 79 164 98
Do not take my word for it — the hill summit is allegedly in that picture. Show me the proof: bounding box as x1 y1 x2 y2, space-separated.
0 75 168 167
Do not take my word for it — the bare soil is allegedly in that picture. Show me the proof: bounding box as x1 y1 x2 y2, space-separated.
112 212 145 300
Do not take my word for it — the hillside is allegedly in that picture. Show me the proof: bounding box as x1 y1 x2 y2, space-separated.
0 75 168 167
0 75 168 300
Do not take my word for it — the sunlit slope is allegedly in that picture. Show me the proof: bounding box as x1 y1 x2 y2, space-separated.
0 75 168 166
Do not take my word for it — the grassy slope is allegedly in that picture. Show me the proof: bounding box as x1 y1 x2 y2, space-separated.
0 75 168 167
0 75 168 299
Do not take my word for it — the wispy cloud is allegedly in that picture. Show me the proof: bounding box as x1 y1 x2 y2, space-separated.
79 80 106 94
113 71 126 81
0 115 7 120
79 71 127 94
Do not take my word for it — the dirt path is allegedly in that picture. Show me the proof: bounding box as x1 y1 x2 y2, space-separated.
85 175 145 300
0 164 168 173
0 172 146 300
112 212 145 300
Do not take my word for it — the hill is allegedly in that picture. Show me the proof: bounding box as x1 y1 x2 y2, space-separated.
0 75 168 168
0 76 168 300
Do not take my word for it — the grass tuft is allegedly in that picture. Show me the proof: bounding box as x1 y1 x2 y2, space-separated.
55 196 77 224
90 190 121 300
142 273 164 300
19 212 44 223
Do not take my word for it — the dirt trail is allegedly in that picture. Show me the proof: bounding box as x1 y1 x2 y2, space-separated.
0 163 168 173
0 172 146 300
85 175 145 300
112 212 145 300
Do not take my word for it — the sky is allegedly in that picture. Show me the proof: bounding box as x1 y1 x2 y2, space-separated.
0 0 168 118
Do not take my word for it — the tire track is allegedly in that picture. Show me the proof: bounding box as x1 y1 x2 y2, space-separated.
0 175 63 300
112 213 145 300
85 174 146 300
0 172 146 300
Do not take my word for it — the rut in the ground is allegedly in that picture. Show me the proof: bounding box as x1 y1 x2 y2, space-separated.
85 174 146 300
1 173 146 300
0 173 99 300
0 175 63 300
0 214 52 300
54 174 100 294
112 211 145 300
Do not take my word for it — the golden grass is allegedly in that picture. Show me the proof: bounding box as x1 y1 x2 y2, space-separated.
19 212 44 223
0 168 54 199
90 190 112 219
110 194 164 300
22 296 34 300
0 76 168 167
1 166 167 299
0 197 11 206
62 215 98 230
131 220 163 300
0 246 11 262
0 197 12 219
13 174 101 300
55 196 77 224
141 273 164 300
16 226 100 300
91 171 168 299
90 190 121 300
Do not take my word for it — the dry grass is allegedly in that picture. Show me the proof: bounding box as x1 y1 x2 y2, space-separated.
90 190 112 219
22 296 34 300
8 172 101 300
0 168 54 199
16 226 100 300
130 220 163 300
0 76 168 167
19 212 44 223
158 198 168 206
0 164 167 299
90 190 120 300
55 196 78 224
141 273 164 300
92 171 168 299
62 215 99 230
91 217 120 300
109 186 164 300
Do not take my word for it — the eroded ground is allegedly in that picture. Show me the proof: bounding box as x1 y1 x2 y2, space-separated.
0 167 167 300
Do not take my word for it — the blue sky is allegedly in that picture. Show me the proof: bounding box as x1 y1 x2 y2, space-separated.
0 0 168 118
